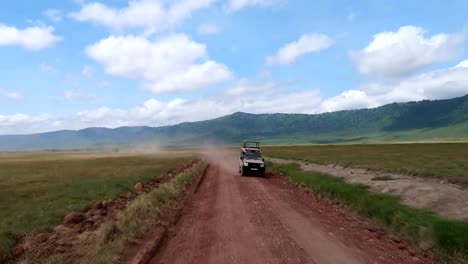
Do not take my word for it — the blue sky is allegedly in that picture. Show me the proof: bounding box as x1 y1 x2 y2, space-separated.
1 0 468 134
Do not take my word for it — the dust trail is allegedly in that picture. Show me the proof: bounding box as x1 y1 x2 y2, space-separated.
116 143 163 155
200 145 238 174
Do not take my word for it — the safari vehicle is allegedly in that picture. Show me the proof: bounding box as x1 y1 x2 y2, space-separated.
239 141 265 177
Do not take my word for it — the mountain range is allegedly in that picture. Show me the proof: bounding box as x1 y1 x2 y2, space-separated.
1 95 468 151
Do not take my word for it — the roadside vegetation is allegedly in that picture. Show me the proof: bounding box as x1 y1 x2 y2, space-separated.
264 143 468 186
0 151 195 260
19 161 206 264
268 162 468 263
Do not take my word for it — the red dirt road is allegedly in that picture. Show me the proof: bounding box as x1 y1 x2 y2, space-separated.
150 159 434 264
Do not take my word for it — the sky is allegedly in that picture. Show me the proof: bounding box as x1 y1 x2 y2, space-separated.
1 0 468 135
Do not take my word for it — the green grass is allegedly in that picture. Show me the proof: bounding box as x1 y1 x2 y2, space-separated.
87 162 205 264
0 151 195 260
264 143 468 186
268 162 468 263
18 161 206 264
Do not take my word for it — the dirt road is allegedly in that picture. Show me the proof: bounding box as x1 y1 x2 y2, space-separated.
150 158 434 264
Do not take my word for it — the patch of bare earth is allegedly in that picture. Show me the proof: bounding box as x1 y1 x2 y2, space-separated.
8 160 199 264
267 157 468 221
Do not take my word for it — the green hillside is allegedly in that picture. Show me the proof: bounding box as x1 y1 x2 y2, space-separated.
1 95 468 151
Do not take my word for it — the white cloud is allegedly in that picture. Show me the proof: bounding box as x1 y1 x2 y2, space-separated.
0 88 22 100
71 0 214 34
43 9 64 22
319 90 377 113
0 79 322 134
320 59 468 112
267 34 334 65
0 24 62 50
3 60 468 134
82 65 94 78
456 60 468 68
228 0 278 11
39 63 57 73
0 114 50 135
57 90 97 102
86 34 233 93
198 23 221 35
351 26 464 77
168 0 215 25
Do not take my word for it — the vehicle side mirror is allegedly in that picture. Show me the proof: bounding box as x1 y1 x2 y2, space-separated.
262 158 265 162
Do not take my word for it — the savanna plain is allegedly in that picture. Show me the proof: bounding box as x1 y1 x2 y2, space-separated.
1 143 468 263
0 150 197 260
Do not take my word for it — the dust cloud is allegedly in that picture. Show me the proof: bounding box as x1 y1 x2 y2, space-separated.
200 145 238 174
117 143 164 155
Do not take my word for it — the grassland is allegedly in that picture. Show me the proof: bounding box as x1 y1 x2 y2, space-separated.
268 162 468 263
18 161 206 264
264 143 468 186
0 151 196 259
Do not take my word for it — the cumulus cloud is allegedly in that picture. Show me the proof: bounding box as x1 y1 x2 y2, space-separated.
351 26 465 77
71 0 214 34
0 88 22 100
456 60 468 68
267 34 334 65
3 60 468 134
0 114 50 135
0 24 62 50
228 0 278 11
86 34 233 93
320 59 468 112
0 79 322 134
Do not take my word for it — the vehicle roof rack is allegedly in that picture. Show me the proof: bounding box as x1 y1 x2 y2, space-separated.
242 141 261 149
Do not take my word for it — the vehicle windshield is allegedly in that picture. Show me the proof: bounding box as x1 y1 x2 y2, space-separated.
244 152 262 160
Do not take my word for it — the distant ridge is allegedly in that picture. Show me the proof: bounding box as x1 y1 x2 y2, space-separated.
1 95 468 151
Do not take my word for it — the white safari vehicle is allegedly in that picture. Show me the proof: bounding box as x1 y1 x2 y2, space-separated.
239 141 265 177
